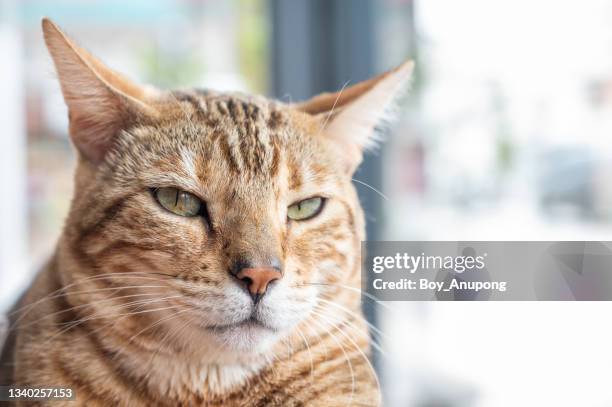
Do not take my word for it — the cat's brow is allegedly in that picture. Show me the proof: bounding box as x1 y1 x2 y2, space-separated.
141 172 203 195
290 181 342 200
290 169 341 193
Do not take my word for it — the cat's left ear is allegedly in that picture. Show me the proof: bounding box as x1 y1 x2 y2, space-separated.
296 61 413 174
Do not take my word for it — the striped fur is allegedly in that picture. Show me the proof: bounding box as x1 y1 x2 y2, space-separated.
1 19 412 406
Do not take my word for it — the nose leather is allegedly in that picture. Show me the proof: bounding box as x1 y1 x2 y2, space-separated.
236 267 281 303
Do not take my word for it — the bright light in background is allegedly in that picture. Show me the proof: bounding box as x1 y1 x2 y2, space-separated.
0 1 27 312
385 0 612 241
380 1 612 406
381 302 612 407
419 0 612 147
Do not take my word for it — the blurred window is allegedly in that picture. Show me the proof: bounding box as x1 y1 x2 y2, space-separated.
375 1 612 406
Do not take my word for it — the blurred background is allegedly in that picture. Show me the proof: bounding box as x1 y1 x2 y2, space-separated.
1 0 612 405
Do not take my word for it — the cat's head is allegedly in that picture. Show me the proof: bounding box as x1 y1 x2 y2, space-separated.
43 19 412 360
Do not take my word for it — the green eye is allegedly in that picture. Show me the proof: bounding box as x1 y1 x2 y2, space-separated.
154 187 202 217
287 197 324 221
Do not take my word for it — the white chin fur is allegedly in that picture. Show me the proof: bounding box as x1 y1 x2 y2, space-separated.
210 322 279 352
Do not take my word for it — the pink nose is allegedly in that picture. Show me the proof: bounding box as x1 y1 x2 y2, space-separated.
236 267 281 303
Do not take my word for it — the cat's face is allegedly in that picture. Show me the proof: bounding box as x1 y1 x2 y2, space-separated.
72 94 362 353
43 19 412 360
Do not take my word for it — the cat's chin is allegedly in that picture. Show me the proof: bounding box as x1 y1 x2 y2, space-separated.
203 318 280 353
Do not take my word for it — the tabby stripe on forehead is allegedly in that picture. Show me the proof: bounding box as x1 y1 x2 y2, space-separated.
288 158 303 190
171 90 206 118
227 99 242 122
215 99 229 115
244 101 260 121
218 131 240 173
239 134 255 173
267 110 284 129
270 139 280 177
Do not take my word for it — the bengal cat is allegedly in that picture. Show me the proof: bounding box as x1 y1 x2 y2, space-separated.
0 18 412 406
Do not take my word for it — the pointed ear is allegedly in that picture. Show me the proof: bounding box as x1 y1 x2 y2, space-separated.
42 18 158 164
296 61 413 173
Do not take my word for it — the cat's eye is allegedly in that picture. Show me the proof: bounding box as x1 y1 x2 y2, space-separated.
154 187 202 217
287 197 324 221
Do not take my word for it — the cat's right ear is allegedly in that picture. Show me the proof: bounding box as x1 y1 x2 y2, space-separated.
42 18 158 164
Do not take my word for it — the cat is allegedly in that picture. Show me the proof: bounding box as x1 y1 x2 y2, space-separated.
0 18 412 406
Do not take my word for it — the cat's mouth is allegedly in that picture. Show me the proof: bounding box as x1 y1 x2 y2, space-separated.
205 316 276 333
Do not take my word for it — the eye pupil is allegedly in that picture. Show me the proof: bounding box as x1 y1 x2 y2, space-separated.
287 197 324 221
154 187 202 217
